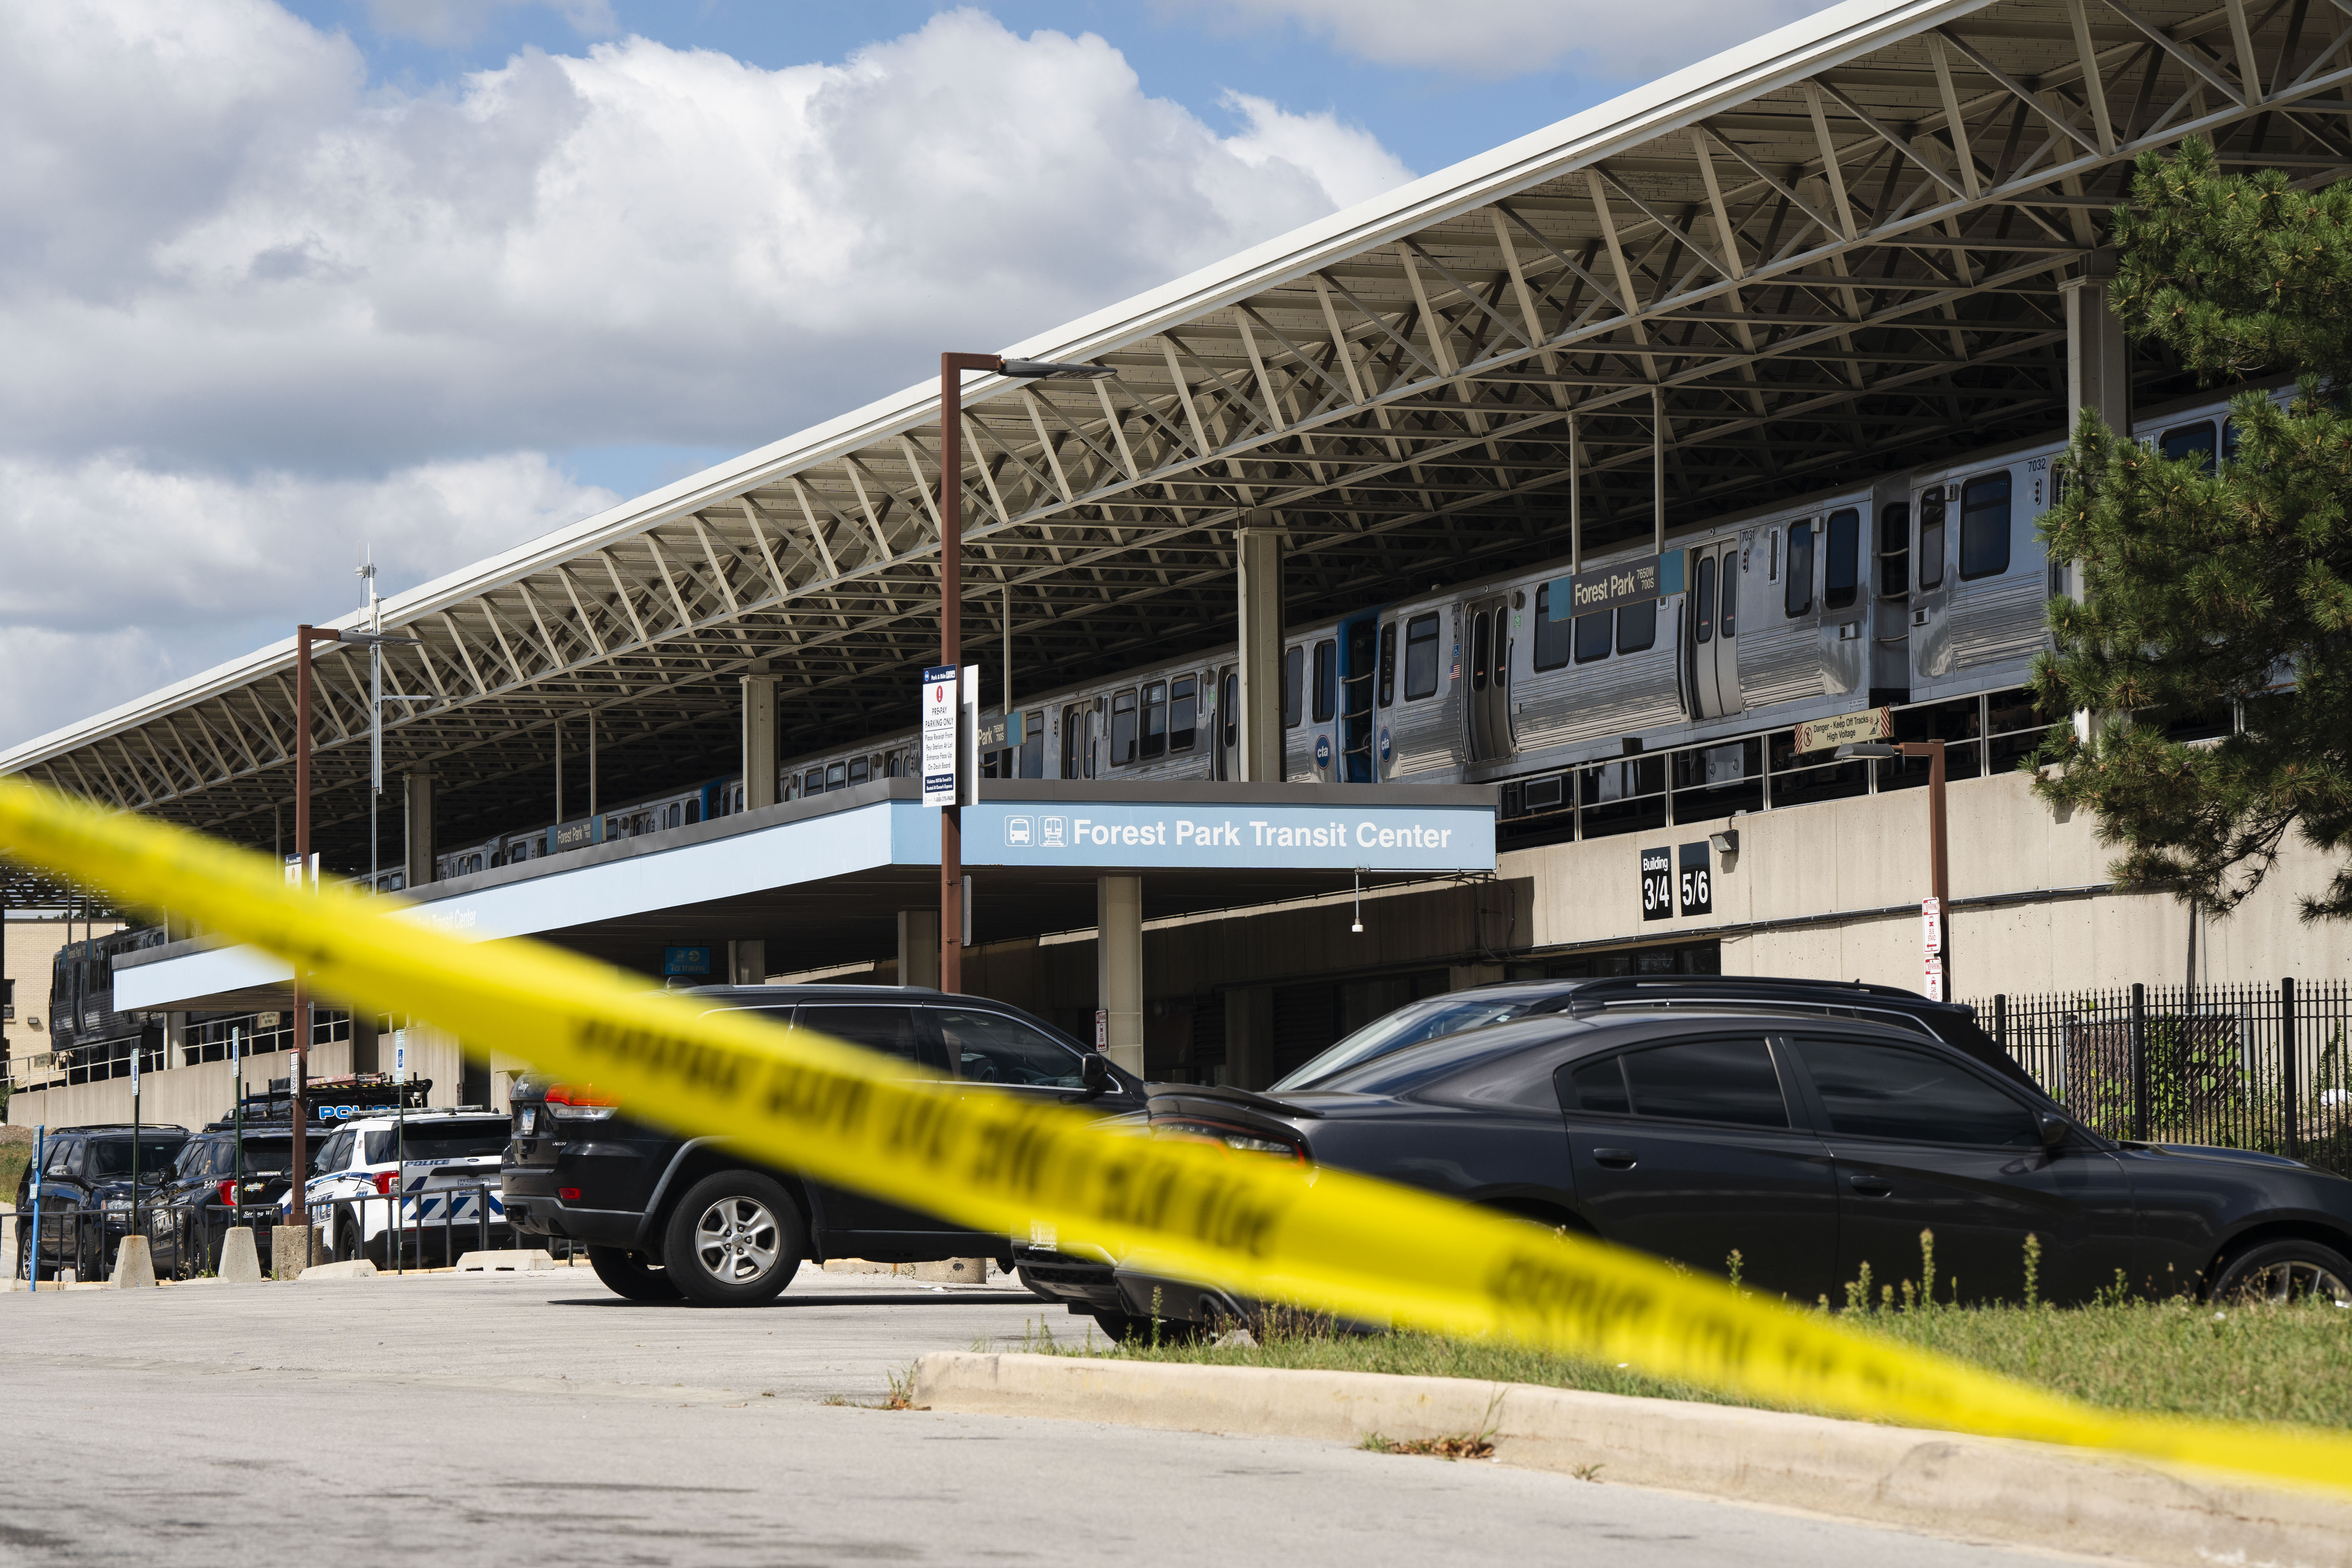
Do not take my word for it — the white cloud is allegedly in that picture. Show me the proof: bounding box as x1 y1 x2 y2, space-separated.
0 451 618 748
1169 0 1841 82
363 0 617 48
0 3 1416 749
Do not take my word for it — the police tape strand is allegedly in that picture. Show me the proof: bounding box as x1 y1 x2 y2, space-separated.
3 775 2348 1496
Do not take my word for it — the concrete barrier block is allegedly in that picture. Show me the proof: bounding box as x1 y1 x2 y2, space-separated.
271 1225 310 1281
454 1249 559 1273
909 1258 991 1285
218 1226 263 1284
108 1235 156 1289
298 1259 377 1282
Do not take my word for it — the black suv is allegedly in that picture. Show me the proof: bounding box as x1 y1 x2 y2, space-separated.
502 985 1144 1306
14 1124 190 1282
144 1127 321 1277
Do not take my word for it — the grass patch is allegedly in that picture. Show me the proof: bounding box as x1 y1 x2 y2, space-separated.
1067 1292 2352 1432
1361 1431 1496 1461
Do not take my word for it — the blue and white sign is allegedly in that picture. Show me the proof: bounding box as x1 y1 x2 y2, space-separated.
955 801 1493 872
1378 726 1392 763
1313 734 1332 770
663 944 712 976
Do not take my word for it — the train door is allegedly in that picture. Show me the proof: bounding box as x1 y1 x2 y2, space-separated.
1338 611 1380 782
1464 594 1515 763
1909 479 1953 683
1213 664 1238 780
1871 474 1913 705
1685 540 1745 720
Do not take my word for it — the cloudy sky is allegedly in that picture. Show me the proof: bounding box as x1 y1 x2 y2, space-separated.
0 0 1837 753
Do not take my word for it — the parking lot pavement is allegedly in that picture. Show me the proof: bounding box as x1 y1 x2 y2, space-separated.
2 1270 2083 1568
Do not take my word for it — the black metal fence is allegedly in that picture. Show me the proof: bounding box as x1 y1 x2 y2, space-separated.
1968 980 2352 1174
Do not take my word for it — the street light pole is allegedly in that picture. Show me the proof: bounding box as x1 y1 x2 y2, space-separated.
935 352 1115 995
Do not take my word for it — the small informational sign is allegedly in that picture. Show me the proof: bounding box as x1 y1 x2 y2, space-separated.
1678 842 1713 916
1093 1009 1108 1049
1640 846 1673 920
663 945 712 977
1921 896 1944 956
921 665 958 807
394 1031 406 1081
1924 951 1946 1003
1546 551 1686 620
1794 705 1892 755
548 818 596 853
284 854 303 887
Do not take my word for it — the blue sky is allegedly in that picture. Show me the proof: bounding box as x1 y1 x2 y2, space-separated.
0 0 1832 748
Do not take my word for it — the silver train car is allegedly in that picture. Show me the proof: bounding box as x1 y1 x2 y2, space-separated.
429 387 2259 866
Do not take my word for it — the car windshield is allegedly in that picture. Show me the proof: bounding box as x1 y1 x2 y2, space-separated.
362 1124 508 1164
236 1140 301 1176
87 1138 187 1179
1271 994 1541 1090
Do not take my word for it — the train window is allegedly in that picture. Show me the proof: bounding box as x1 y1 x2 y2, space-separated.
1283 646 1304 727
1693 555 1716 644
804 768 824 796
1824 508 1860 610
825 762 846 791
1918 492 1946 590
1222 673 1239 745
1141 681 1168 760
1532 583 1574 671
1767 527 1780 582
2222 418 2241 464
1878 502 1909 597
1110 688 1138 767
1402 614 1440 700
1469 612 1490 691
1616 597 1657 654
1573 608 1611 663
848 756 870 785
1784 520 1814 617
687 796 702 824
1313 639 1337 723
1959 472 2012 580
1168 676 1197 752
1022 710 1045 778
1720 550 1738 636
1062 703 1086 778
1378 621 1398 703
2160 421 2217 473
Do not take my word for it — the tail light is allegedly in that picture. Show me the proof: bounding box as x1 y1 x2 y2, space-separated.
217 1180 237 1206
374 1171 398 1196
558 1187 581 1202
544 1083 620 1122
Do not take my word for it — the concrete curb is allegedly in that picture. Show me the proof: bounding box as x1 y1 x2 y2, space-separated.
454 1250 561 1273
298 1259 377 1282
912 1354 2352 1568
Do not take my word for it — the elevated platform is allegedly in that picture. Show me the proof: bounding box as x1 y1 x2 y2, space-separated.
115 780 1496 1011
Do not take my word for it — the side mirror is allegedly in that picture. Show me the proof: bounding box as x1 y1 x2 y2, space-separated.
1081 1052 1113 1097
2037 1112 2069 1153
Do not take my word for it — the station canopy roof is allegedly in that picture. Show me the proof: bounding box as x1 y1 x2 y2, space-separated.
9 0 2350 891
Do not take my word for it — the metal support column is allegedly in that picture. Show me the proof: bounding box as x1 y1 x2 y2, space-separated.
741 665 779 812
1236 519 1284 783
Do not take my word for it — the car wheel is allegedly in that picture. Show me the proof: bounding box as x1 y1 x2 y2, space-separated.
661 1173 804 1308
588 1245 684 1303
2208 1238 2352 1306
332 1222 361 1264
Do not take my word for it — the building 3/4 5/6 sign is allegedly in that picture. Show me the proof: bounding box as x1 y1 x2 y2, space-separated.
1640 846 1672 920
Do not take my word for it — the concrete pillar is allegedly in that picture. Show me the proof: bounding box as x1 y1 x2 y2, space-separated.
898 910 940 990
1223 985 1274 1090
727 940 766 986
742 668 779 811
2062 258 2129 438
404 768 435 887
350 1011 378 1075
1097 875 1144 1078
1236 520 1284 783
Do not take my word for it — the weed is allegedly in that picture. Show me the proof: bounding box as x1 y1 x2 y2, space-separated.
879 1364 920 1410
1725 1249 1744 1290
1571 1463 1606 1482
1360 1431 1497 1461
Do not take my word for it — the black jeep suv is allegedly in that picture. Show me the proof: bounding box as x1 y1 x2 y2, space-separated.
502 985 1143 1306
15 1124 190 1282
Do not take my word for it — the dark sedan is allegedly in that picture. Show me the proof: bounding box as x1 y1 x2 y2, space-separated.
14 1124 190 1282
1121 1008 2352 1326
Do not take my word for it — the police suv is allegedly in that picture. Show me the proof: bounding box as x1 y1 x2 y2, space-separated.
286 1108 514 1266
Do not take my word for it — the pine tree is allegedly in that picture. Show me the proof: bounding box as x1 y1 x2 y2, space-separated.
2030 139 2352 919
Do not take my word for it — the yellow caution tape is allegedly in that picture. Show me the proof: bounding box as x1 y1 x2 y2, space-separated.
4 773 2350 1495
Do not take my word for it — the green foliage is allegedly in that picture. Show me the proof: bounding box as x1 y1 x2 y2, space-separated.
2029 139 2352 919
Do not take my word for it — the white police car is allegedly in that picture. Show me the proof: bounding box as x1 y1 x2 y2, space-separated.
286 1109 513 1266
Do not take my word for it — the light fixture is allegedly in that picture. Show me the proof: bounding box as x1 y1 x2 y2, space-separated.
1835 741 1899 760
1001 358 1117 380
1709 829 1739 856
